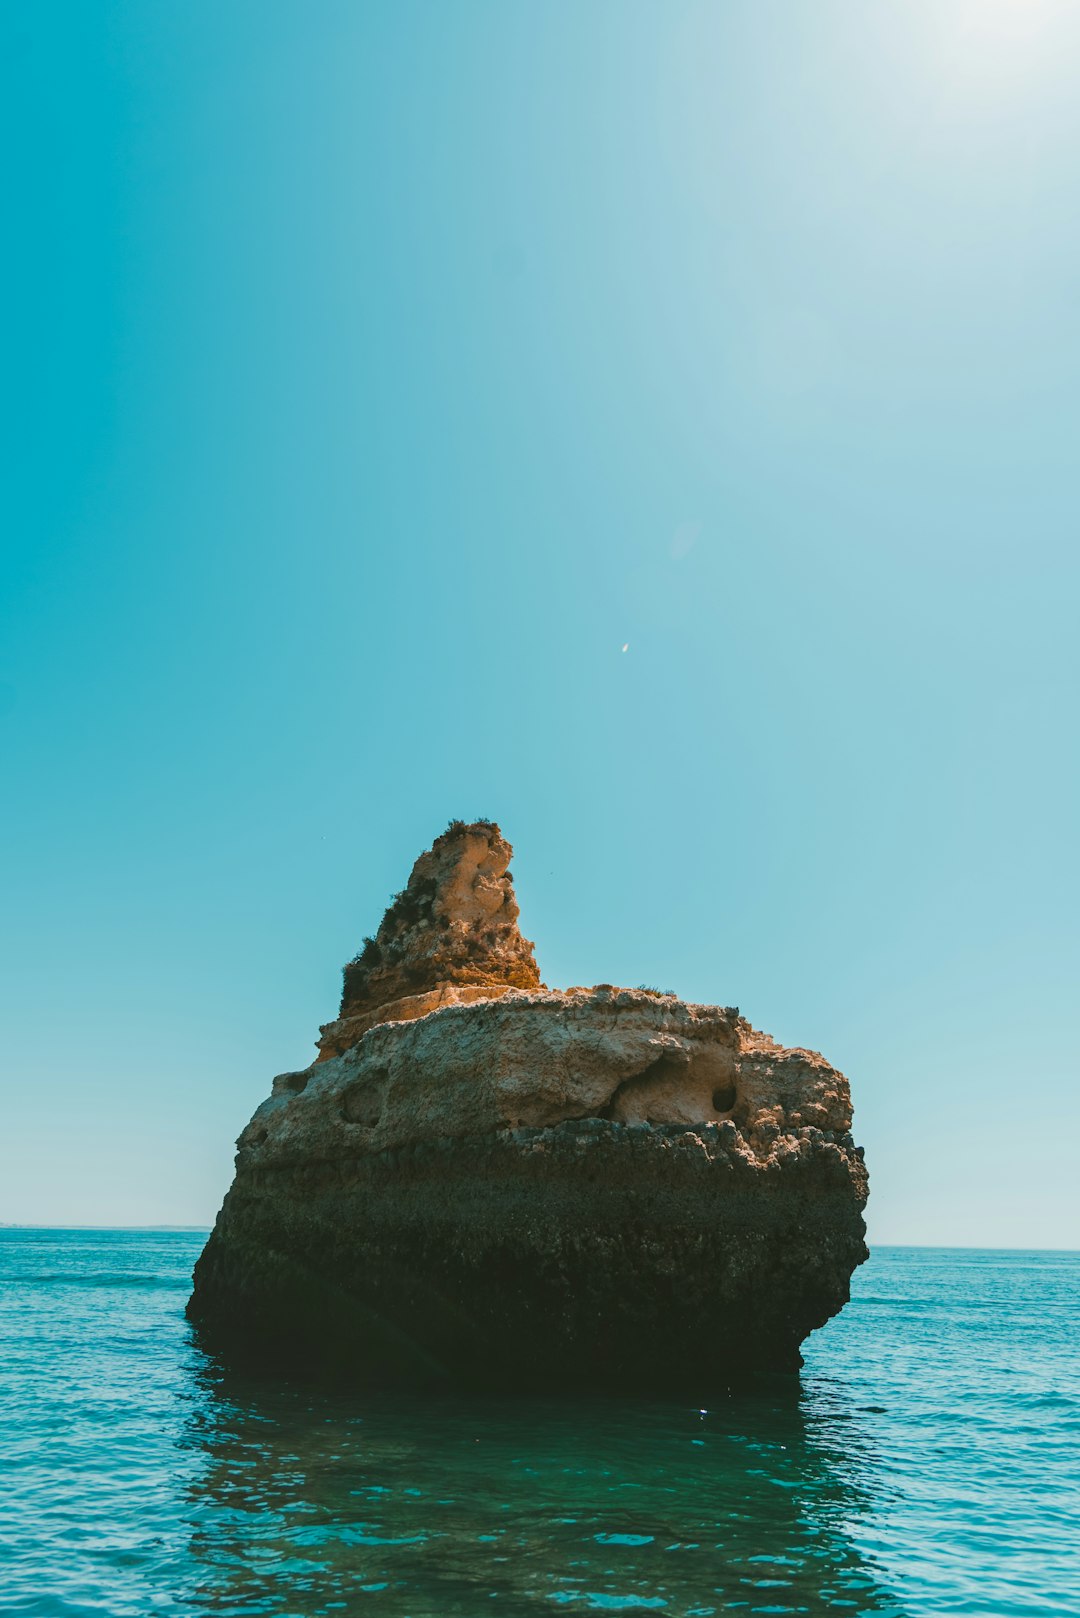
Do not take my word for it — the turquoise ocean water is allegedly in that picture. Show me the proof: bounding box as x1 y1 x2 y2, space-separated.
0 1232 1076 1617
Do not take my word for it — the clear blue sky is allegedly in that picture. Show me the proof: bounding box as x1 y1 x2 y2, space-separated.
3 1 1077 1245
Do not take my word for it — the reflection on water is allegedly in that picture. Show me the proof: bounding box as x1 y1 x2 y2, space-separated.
3 1233 1079 1617
181 1356 901 1615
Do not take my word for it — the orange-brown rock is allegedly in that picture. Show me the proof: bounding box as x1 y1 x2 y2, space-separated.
322 820 540 1059
189 822 869 1390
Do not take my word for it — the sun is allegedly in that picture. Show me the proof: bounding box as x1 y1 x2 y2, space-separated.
916 0 1071 102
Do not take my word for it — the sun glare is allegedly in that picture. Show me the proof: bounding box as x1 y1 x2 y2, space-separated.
928 0 1073 87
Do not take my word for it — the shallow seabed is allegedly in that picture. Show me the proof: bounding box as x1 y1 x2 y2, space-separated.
1 1233 1076 1617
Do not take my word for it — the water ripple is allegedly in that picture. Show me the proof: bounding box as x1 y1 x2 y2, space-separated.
0 1232 1077 1616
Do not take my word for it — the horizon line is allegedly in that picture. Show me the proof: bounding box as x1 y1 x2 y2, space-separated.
1 1223 1078 1254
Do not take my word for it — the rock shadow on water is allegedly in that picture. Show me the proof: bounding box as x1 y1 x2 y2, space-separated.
176 1347 903 1617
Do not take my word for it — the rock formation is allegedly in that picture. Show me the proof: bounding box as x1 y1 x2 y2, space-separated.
188 821 869 1390
319 819 541 1060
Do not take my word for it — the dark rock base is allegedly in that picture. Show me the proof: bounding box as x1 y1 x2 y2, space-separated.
187 1122 868 1392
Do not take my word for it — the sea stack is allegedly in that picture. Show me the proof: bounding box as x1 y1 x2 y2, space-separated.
188 821 869 1388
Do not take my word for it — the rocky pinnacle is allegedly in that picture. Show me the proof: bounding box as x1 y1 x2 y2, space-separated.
319 820 542 1059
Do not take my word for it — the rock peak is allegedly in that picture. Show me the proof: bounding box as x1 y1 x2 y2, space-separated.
338 820 542 1027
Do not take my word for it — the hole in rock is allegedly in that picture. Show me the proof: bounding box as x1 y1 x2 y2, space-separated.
340 1070 387 1127
281 1072 308 1095
600 1049 737 1126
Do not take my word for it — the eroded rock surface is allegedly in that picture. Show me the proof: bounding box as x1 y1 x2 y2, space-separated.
189 821 868 1390
321 820 541 1056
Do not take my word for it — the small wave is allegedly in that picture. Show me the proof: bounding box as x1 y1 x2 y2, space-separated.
7 1273 190 1289
550 1597 668 1611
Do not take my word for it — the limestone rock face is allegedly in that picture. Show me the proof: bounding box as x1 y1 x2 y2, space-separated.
319 821 541 1058
188 824 869 1390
